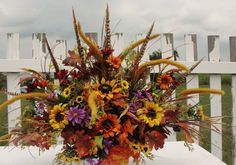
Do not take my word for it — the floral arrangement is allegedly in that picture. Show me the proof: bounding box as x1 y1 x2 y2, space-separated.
0 6 224 165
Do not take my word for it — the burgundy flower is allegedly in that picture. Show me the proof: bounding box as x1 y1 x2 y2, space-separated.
101 48 114 57
56 69 68 79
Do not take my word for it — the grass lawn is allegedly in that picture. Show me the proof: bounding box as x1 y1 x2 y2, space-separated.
0 93 8 146
0 74 233 165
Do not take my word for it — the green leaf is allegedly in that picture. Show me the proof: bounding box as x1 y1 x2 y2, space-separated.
94 136 103 149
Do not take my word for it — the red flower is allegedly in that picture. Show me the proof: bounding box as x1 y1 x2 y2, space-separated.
56 69 68 79
39 80 47 88
70 70 81 79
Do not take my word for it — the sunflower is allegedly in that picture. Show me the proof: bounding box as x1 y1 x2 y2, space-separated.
157 73 173 90
49 104 69 130
94 78 122 101
137 101 164 127
63 87 71 98
96 114 121 138
130 143 151 155
58 150 81 163
75 96 83 104
121 80 129 89
196 106 207 121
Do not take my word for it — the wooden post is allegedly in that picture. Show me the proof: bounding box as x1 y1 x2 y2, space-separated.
53 40 67 68
6 33 21 133
161 33 174 60
111 33 124 56
208 35 222 160
185 34 200 144
32 33 46 60
230 36 236 165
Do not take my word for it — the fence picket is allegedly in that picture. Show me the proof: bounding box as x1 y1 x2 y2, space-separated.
229 36 236 165
185 34 200 144
6 33 21 133
208 35 222 160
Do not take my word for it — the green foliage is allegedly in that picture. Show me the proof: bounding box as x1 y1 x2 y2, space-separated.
0 73 6 89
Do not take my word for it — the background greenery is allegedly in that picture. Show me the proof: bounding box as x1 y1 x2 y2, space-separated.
0 73 233 165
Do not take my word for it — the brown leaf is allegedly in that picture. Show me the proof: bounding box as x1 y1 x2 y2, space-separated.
62 50 81 67
74 130 93 158
145 130 167 150
176 123 194 143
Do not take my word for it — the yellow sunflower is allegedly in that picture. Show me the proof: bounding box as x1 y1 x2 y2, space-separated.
58 153 81 163
130 143 151 155
94 78 122 100
121 80 129 89
49 104 69 130
62 87 71 98
75 96 83 104
196 106 207 121
137 101 164 127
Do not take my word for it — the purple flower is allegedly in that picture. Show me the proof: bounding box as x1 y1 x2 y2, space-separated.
35 101 46 113
129 101 143 113
48 91 57 99
134 90 153 101
104 139 112 154
86 158 100 165
66 106 86 126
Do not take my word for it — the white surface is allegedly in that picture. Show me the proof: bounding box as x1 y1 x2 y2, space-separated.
0 142 226 165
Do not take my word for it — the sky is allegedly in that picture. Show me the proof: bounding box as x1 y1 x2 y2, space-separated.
0 0 236 60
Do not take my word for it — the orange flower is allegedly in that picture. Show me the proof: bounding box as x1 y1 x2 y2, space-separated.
101 144 137 165
118 120 136 144
157 73 173 90
96 114 121 138
106 55 121 69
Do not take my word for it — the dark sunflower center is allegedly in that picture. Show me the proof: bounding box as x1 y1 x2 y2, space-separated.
99 84 112 93
101 119 114 130
55 113 64 122
143 146 148 152
147 109 157 119
161 77 169 83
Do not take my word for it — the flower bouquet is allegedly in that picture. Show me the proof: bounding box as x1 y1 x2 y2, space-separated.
0 6 224 165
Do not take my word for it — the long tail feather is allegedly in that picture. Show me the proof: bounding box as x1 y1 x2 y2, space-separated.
0 92 49 110
77 21 103 62
103 4 112 49
72 8 85 58
119 34 160 61
44 37 60 73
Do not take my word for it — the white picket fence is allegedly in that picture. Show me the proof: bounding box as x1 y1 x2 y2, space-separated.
0 33 236 164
